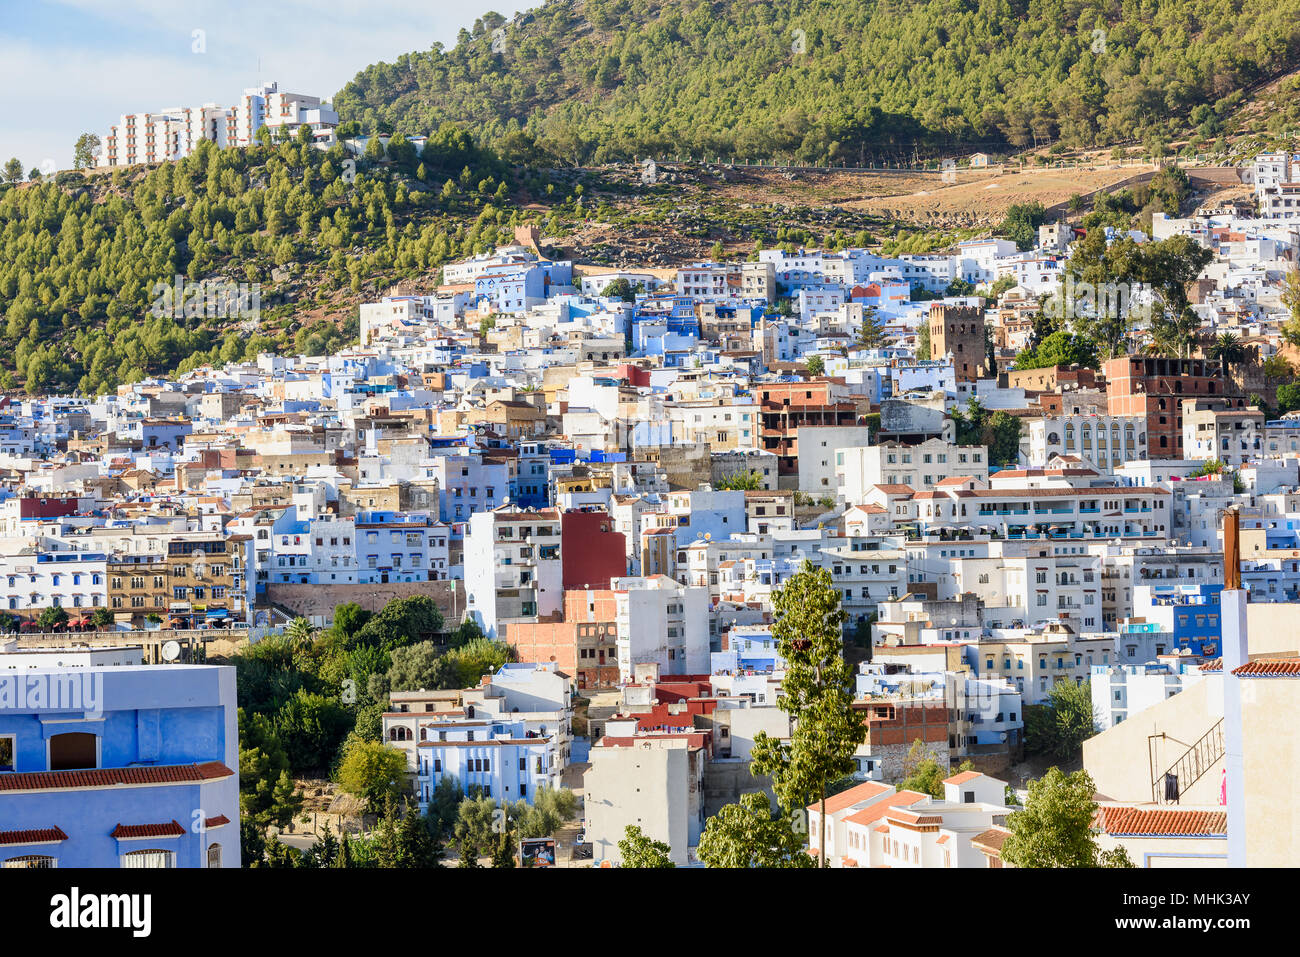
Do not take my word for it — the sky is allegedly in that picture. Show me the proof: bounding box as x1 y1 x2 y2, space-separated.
0 0 533 172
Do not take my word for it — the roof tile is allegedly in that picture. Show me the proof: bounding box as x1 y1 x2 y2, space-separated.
0 761 233 793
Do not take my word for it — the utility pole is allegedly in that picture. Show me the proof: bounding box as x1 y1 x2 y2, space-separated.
1221 507 1247 867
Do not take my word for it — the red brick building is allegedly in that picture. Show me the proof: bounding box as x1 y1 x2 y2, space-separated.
505 588 620 690
854 699 954 780
928 303 986 382
1103 356 1240 459
756 380 858 479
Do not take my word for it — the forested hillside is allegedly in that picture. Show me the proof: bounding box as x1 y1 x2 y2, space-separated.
0 126 548 395
334 0 1300 164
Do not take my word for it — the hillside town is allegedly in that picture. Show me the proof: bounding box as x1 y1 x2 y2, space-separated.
3 142 1300 873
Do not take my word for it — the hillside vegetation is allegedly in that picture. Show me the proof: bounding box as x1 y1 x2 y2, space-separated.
0 127 545 395
334 0 1300 164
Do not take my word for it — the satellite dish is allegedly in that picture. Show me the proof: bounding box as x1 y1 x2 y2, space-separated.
161 640 181 662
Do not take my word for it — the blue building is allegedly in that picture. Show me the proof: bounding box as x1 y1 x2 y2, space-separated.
1131 583 1225 658
0 659 239 868
474 260 574 314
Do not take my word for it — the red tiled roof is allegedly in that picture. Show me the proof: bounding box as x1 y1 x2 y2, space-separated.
0 761 233 792
1231 657 1300 677
808 780 892 815
1094 806 1227 837
844 790 928 827
0 826 68 846
204 815 231 828
971 826 1010 854
110 820 186 839
884 807 945 827
1200 659 1223 672
943 770 982 785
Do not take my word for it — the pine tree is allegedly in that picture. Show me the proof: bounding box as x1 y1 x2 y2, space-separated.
749 561 865 867
491 829 516 868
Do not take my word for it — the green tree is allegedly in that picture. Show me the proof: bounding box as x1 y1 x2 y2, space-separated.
449 637 515 687
1282 267 1300 348
749 560 865 867
896 739 973 797
274 689 353 773
363 134 387 165
951 398 1022 467
805 355 825 376
1013 330 1098 371
509 786 578 838
286 616 315 650
337 739 408 813
2 159 23 184
600 278 636 301
491 828 517 868
1276 382 1300 416
375 640 460 696
331 603 372 642
617 825 675 868
428 775 465 835
238 709 304 829
37 606 69 631
453 793 503 863
855 306 885 349
1001 768 1134 868
1207 332 1244 382
73 134 101 170
715 469 763 491
998 202 1046 251
352 595 445 653
1024 680 1097 758
915 320 931 361
697 791 814 868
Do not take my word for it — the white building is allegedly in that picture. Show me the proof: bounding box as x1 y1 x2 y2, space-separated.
101 81 337 168
1090 658 1210 731
465 509 564 638
584 733 707 866
836 439 989 502
610 575 710 682
1023 414 1148 472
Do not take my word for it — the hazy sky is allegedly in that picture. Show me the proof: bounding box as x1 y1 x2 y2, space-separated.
0 0 533 172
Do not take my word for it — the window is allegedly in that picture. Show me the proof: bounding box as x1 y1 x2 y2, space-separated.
48 732 97 771
207 844 222 868
0 734 13 771
122 849 174 868
3 855 56 868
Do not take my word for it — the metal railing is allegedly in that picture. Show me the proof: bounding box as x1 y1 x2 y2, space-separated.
1151 718 1225 805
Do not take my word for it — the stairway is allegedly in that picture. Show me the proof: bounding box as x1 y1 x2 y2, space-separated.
1151 718 1225 805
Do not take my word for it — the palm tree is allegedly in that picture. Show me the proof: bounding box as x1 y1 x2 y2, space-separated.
1208 332 1245 381
286 617 315 651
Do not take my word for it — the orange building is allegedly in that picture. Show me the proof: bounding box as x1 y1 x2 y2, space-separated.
504 589 620 690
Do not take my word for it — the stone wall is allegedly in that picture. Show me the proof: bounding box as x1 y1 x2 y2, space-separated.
267 580 465 627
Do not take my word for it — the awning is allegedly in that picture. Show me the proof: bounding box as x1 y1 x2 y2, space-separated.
205 609 229 619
